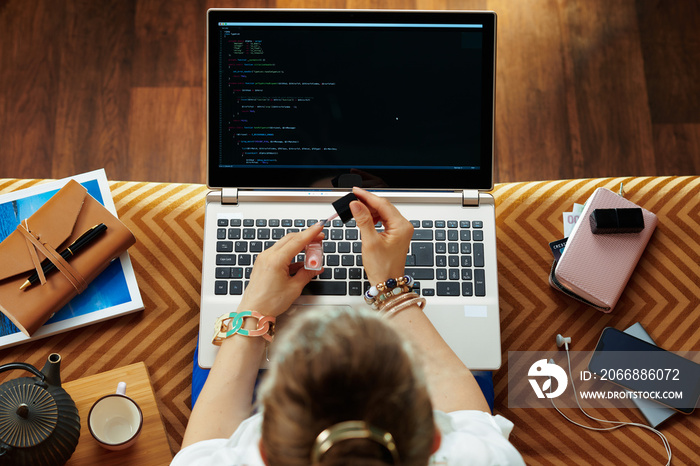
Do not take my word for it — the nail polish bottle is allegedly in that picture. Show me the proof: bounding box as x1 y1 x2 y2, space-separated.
304 241 323 271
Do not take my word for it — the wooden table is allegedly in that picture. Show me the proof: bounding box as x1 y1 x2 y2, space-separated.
64 362 172 465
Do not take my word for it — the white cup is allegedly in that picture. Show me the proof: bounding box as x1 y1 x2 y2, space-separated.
88 382 143 450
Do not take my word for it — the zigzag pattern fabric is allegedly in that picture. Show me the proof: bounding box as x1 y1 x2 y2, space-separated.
0 176 698 464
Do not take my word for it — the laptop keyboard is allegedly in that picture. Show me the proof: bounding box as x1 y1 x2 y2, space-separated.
213 218 486 298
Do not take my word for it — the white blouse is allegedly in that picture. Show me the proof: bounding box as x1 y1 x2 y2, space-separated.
171 410 525 465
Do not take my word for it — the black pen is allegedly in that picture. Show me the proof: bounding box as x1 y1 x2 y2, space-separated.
19 223 108 291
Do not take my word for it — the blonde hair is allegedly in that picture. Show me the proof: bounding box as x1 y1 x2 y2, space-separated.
258 307 435 466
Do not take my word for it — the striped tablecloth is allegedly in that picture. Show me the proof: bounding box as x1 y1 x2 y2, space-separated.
1 176 698 464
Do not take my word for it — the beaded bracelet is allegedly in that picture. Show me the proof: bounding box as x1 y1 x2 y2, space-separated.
370 275 414 295
366 285 412 310
212 310 276 345
364 275 414 309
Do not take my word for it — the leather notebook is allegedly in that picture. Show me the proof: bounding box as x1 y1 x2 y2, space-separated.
549 187 658 313
0 180 136 335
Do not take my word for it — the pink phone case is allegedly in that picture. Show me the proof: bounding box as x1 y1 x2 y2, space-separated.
550 187 658 312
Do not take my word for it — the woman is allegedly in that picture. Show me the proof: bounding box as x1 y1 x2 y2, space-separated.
172 187 524 465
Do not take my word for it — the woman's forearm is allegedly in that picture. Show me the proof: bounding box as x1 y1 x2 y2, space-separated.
181 321 266 449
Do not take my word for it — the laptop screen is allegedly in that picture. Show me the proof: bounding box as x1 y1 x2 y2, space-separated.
207 9 496 190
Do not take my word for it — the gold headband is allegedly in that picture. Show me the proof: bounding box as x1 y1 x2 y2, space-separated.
311 420 399 465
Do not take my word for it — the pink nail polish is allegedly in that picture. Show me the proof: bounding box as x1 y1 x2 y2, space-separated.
304 241 323 270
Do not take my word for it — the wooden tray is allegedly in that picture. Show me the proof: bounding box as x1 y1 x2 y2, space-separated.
64 362 172 465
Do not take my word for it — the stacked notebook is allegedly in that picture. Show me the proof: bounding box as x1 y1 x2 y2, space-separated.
0 170 143 348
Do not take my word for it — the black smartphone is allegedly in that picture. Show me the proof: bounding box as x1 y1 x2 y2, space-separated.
588 327 700 414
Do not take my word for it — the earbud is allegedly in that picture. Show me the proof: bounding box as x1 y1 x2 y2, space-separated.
556 334 571 349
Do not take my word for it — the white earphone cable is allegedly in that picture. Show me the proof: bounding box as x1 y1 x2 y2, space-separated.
549 342 671 465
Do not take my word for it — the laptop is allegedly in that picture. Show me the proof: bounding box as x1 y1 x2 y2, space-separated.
199 8 501 370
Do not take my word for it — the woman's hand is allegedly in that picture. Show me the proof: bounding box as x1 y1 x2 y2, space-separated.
237 222 324 317
350 187 414 285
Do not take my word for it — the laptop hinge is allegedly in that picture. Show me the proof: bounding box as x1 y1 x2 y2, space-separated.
221 188 238 205
462 190 480 207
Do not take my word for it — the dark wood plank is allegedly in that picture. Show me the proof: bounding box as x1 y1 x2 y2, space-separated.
274 0 354 6
348 0 416 8
653 124 700 175
636 0 700 176
561 0 656 179
0 0 64 180
52 0 136 181
207 0 277 8
636 0 700 124
490 0 575 182
127 88 205 183
133 0 205 87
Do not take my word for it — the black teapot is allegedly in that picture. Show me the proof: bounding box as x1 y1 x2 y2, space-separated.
0 353 81 465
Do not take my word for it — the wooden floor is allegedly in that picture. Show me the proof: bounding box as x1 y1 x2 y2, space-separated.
1 0 698 184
